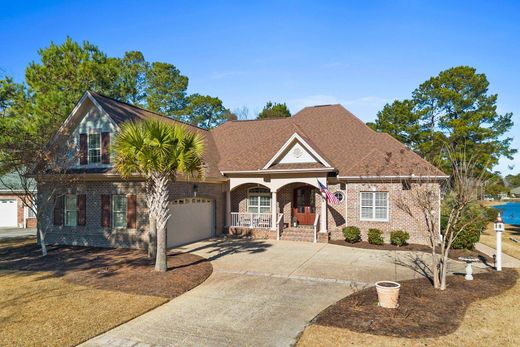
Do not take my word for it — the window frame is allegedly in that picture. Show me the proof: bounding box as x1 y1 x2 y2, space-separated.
112 195 127 228
359 191 389 222
334 191 345 203
88 132 101 164
247 187 271 214
27 201 37 218
64 194 78 227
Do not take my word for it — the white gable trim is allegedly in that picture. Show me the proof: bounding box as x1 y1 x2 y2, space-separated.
262 133 331 169
47 91 120 150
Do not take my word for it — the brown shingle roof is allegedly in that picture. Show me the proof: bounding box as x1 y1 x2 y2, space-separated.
211 104 445 177
87 94 444 179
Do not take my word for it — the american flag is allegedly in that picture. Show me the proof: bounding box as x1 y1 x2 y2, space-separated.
318 180 340 204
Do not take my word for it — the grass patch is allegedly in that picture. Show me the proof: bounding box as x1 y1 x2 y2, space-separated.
298 269 520 347
0 270 167 347
480 223 520 260
0 237 213 346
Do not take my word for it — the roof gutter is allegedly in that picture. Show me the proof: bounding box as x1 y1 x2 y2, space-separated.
338 175 450 181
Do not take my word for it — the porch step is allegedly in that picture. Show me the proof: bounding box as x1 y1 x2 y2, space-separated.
280 228 315 242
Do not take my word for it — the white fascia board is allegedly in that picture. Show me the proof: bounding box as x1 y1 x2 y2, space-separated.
262 133 332 169
86 92 120 131
221 168 335 175
46 92 90 150
46 92 120 150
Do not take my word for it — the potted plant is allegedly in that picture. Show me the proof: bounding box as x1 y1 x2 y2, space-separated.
375 281 400 308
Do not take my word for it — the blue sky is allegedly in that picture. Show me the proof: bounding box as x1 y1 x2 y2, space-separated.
1 0 519 174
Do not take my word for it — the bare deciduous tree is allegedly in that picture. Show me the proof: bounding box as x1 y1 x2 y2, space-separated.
394 145 489 290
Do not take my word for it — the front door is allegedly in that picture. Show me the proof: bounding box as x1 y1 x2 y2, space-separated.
292 186 316 225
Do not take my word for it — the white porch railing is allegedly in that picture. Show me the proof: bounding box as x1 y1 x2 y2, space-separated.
313 214 320 243
231 212 272 229
276 213 284 240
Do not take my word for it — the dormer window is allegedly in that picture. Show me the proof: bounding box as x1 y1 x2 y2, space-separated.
79 131 110 165
88 133 101 164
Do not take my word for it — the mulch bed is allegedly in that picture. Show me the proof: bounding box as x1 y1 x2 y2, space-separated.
329 240 493 262
312 268 518 338
0 238 212 298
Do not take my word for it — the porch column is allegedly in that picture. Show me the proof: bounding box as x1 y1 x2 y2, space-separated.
320 193 327 232
271 190 277 231
225 189 231 227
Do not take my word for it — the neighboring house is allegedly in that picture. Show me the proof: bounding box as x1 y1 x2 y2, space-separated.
0 173 37 228
39 91 447 249
511 186 520 198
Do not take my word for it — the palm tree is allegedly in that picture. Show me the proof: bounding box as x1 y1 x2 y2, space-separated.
112 120 205 271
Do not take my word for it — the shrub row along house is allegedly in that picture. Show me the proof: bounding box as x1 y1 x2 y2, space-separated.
39 91 447 249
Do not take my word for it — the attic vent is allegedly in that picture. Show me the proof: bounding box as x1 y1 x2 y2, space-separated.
313 104 333 107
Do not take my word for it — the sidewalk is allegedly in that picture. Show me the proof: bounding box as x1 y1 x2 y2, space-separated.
475 242 520 268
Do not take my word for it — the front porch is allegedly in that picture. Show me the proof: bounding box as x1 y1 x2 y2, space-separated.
226 180 330 243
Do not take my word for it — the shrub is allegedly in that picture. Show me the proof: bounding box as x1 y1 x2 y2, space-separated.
390 230 410 246
441 202 487 250
342 226 361 243
483 206 499 222
368 228 384 245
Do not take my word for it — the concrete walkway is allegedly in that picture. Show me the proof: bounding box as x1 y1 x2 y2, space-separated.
82 239 478 347
475 242 520 268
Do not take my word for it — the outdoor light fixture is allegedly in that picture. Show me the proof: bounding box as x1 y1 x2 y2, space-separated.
494 212 504 271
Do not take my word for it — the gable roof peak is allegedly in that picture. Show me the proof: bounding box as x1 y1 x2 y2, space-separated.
88 91 209 132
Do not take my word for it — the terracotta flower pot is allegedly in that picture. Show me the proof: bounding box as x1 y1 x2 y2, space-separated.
375 281 400 308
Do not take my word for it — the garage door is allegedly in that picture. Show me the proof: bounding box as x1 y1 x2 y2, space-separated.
167 197 214 248
0 199 18 228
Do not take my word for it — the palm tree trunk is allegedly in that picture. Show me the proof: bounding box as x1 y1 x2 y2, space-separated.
153 173 171 272
148 216 157 258
145 180 157 259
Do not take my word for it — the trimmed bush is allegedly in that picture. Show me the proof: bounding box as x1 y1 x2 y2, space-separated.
368 228 384 245
342 226 361 243
390 230 410 247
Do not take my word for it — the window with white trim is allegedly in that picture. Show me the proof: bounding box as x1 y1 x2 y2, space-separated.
360 192 388 221
112 195 127 228
64 195 77 226
88 133 101 164
334 191 345 203
247 187 271 214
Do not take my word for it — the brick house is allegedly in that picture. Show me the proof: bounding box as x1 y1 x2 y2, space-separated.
39 91 447 249
0 173 37 229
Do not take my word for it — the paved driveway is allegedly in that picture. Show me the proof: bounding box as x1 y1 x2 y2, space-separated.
82 239 473 347
0 227 36 239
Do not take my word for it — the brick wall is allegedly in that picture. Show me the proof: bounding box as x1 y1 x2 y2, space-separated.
328 182 440 245
39 179 225 249
230 181 439 245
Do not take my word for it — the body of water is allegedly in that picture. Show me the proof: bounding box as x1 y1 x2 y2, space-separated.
495 202 520 225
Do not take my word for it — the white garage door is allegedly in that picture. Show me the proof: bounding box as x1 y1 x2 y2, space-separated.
167 197 214 248
0 199 18 228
